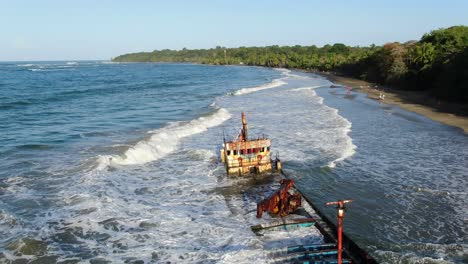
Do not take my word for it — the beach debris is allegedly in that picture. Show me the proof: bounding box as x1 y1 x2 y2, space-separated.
256 179 302 218
251 217 315 232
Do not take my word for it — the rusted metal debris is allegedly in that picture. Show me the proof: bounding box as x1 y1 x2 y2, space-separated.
256 179 302 218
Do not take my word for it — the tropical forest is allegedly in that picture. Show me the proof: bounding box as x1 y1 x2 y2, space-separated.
113 26 468 104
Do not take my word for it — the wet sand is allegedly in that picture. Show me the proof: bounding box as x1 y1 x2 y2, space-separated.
315 72 468 134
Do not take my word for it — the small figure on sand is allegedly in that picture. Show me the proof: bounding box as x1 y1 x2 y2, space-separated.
346 86 351 95
379 92 385 103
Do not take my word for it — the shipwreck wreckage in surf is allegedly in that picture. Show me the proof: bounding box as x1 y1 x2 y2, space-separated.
220 112 281 175
219 113 377 264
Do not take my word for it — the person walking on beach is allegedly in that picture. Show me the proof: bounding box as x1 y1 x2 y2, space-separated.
379 92 385 103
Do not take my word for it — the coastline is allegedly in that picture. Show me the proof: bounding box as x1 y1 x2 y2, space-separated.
103 61 468 134
314 72 468 134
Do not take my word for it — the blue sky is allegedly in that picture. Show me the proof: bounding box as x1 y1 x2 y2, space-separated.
1 0 467 61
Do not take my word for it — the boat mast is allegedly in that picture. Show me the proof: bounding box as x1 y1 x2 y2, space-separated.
241 112 248 141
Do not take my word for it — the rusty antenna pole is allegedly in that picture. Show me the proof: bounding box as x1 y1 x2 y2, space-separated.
325 199 354 264
241 112 248 141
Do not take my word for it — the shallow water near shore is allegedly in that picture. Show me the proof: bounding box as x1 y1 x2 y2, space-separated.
0 62 466 263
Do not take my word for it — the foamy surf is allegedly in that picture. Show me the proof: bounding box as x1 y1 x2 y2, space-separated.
231 79 286 95
326 119 356 168
275 68 313 80
289 85 324 92
2 63 466 263
274 68 291 74
96 108 231 168
293 88 356 168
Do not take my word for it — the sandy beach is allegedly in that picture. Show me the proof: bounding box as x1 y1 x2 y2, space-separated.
316 72 468 134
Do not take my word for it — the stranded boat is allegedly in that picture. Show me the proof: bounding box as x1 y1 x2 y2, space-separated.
220 112 281 175
219 113 377 263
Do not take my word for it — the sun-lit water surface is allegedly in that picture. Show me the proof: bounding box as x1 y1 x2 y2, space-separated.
0 62 466 263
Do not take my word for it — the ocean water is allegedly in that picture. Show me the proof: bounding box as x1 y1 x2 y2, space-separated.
0 62 466 263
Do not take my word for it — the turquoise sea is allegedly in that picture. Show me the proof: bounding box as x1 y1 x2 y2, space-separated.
0 62 466 263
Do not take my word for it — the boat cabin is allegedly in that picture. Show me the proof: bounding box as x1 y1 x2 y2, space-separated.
220 113 274 175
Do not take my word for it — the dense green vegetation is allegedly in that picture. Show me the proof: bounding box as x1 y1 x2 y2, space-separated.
113 26 468 103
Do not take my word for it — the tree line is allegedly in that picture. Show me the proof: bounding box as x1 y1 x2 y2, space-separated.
113 26 468 103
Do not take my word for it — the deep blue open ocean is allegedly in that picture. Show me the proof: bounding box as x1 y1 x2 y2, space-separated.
0 62 466 263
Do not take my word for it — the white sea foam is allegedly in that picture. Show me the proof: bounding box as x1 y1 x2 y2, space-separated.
2 68 355 262
80 73 357 262
275 68 313 79
29 68 76 72
3 66 467 263
304 91 356 168
0 211 17 227
97 108 231 167
232 79 286 95
326 118 356 168
274 68 291 73
40 146 272 262
17 64 34 67
5 176 26 184
289 85 323 91
66 61 78 65
294 88 356 168
223 76 357 170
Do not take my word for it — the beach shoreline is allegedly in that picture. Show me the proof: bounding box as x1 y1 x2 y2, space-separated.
313 71 468 134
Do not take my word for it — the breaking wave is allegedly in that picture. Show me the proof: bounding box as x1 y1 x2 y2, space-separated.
96 108 231 168
326 118 356 168
285 86 356 168
29 68 76 72
275 68 313 80
231 79 286 95
289 85 324 92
